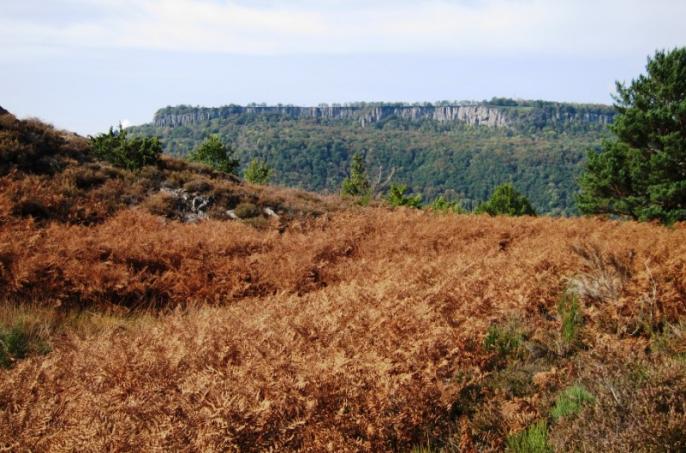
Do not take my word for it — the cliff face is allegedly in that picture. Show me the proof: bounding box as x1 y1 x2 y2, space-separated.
152 103 615 129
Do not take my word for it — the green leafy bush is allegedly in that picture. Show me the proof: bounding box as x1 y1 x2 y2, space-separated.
386 183 422 208
188 135 239 174
90 125 162 170
476 183 536 216
244 158 273 184
506 421 552 453
429 195 464 214
551 384 595 421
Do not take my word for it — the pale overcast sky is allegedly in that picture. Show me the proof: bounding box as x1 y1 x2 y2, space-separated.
1 0 685 134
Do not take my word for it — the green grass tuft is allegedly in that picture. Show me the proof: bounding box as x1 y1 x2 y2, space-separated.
506 420 552 453
558 293 583 346
0 322 51 369
484 322 525 359
551 384 595 421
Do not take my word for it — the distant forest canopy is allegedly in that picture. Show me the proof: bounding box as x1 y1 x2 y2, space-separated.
129 98 615 215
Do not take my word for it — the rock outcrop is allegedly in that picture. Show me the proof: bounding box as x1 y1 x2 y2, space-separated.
152 102 615 130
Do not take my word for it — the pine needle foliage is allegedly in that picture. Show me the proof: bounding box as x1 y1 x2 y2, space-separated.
578 47 686 223
341 152 371 197
90 125 162 170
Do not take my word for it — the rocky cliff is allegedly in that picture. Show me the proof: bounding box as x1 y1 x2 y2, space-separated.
152 102 615 130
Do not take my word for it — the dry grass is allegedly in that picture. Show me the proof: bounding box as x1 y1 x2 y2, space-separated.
0 208 685 450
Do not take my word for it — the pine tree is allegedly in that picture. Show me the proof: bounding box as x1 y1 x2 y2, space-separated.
577 47 686 223
341 152 371 197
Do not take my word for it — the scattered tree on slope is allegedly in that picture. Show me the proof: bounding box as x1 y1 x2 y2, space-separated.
476 183 537 216
188 135 239 175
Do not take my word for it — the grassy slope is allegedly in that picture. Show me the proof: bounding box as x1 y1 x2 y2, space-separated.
1 111 685 451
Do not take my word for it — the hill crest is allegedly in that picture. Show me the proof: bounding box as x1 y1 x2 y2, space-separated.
152 99 616 130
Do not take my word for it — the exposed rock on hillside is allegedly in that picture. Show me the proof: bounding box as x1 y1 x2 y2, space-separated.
152 101 615 129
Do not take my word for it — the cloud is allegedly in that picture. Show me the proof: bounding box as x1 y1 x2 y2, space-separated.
1 0 685 57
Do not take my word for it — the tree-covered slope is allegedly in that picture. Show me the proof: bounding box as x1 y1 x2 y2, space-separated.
129 99 615 215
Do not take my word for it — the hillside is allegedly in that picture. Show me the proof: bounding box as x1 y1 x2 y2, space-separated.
1 111 685 451
130 99 615 215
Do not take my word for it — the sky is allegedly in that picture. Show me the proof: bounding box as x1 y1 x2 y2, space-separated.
1 0 685 134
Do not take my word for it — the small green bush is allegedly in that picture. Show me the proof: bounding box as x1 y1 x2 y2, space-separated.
187 135 239 175
506 420 552 453
551 384 595 421
0 323 51 369
476 183 536 217
244 158 273 184
484 322 525 359
386 183 422 208
558 293 583 346
90 125 162 170
429 195 465 214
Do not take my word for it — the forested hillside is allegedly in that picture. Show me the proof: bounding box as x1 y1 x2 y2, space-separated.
130 99 615 215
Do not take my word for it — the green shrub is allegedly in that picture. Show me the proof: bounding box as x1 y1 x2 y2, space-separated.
187 135 239 175
476 183 536 217
244 158 273 184
558 293 583 346
429 195 465 214
386 183 422 208
484 322 525 360
0 323 51 369
341 152 371 197
506 420 552 453
551 384 595 421
90 125 162 170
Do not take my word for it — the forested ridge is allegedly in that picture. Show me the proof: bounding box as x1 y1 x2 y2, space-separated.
130 99 615 215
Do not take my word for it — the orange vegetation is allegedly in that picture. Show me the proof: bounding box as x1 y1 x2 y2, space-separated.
1 208 685 451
